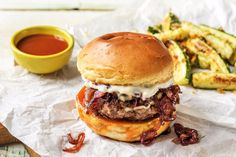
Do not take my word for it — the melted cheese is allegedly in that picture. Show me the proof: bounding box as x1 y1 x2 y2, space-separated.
83 78 173 100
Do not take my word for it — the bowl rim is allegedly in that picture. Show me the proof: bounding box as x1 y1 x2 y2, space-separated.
10 25 74 59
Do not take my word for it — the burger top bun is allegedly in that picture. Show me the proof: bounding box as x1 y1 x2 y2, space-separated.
77 32 173 86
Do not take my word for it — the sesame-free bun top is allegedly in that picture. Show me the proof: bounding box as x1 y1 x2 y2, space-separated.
77 32 173 86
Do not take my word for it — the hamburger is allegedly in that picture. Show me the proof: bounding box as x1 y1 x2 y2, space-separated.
76 32 180 144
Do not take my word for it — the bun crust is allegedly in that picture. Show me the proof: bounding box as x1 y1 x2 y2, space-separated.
76 101 172 142
77 32 173 86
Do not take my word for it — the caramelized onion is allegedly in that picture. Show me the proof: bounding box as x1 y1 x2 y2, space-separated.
140 129 157 146
172 123 199 146
63 132 85 153
66 133 78 145
86 90 105 114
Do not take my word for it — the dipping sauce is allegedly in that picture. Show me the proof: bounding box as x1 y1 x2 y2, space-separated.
17 34 68 56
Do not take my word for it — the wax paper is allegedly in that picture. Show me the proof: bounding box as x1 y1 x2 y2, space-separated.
1 0 236 156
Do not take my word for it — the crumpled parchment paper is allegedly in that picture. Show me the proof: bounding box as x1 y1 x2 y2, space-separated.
1 0 236 156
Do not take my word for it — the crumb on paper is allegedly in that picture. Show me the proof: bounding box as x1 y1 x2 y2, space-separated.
216 88 225 94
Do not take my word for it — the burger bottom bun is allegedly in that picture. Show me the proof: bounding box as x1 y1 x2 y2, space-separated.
76 101 173 142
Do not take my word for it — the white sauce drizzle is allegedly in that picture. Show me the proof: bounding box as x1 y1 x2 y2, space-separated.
83 78 173 101
124 102 154 112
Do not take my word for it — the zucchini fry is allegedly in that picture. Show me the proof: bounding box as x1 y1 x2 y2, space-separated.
198 55 210 69
162 12 181 31
199 24 236 64
204 35 233 60
166 40 191 85
147 24 163 34
229 53 236 66
185 38 229 73
192 72 236 90
199 24 236 48
182 22 234 60
181 40 208 68
181 22 203 37
154 28 188 42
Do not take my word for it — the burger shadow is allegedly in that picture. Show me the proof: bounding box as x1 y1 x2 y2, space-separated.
100 126 176 146
134 132 176 146
155 130 176 143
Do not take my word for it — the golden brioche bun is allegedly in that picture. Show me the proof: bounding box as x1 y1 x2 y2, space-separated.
76 100 173 142
77 32 173 86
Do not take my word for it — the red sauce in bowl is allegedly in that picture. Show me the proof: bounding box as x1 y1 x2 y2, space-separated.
17 34 68 56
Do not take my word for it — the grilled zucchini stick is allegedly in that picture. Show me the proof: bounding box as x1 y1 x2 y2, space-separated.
199 24 236 48
154 28 188 42
162 12 181 31
192 72 236 90
199 24 236 65
204 35 233 60
185 38 229 73
147 24 163 34
182 22 234 60
167 40 191 85
198 55 210 69
181 40 210 69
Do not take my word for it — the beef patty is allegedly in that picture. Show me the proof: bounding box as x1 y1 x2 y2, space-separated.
84 85 180 121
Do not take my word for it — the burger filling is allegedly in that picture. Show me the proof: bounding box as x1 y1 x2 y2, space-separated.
80 84 180 121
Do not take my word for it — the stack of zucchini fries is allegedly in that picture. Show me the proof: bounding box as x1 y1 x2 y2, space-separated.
148 12 236 91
